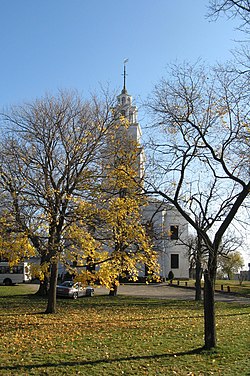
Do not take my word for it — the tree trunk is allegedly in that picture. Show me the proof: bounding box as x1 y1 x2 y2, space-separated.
45 261 58 314
109 282 118 296
195 232 203 301
36 275 49 296
35 252 50 296
203 269 216 349
195 260 202 301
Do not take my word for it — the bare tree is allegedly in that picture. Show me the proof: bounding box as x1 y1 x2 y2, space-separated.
208 1 250 74
207 0 250 34
185 231 207 301
145 62 250 349
0 90 117 313
186 227 244 300
184 178 245 301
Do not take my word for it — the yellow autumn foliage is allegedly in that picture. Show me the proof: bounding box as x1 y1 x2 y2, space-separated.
57 115 159 289
0 214 36 266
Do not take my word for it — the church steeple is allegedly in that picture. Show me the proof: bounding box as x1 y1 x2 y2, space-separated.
115 60 145 180
122 59 128 94
116 59 138 126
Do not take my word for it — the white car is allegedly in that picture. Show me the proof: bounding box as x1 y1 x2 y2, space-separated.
56 281 94 299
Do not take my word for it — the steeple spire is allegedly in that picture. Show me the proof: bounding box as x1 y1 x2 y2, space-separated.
122 58 128 94
116 59 139 126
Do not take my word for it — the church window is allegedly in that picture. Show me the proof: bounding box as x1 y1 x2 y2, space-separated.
122 97 125 104
170 225 179 240
171 254 179 269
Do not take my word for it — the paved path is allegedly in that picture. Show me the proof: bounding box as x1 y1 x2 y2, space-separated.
95 283 250 304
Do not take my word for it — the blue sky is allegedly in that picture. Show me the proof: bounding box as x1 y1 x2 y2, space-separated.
0 0 241 111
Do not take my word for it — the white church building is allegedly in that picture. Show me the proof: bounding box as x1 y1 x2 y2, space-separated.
115 64 189 280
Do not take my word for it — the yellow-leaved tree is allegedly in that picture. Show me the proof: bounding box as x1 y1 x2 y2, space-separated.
0 90 119 313
72 116 159 295
0 212 35 266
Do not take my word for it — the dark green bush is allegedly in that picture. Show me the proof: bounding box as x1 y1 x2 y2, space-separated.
168 270 174 283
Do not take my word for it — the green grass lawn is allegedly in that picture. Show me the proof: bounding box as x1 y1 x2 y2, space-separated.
214 280 250 295
0 285 249 376
171 279 250 296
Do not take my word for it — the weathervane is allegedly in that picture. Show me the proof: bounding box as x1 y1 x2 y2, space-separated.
122 58 129 93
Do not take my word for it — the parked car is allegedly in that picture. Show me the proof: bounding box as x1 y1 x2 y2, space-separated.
56 281 94 299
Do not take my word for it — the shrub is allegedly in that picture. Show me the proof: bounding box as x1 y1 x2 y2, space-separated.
168 270 174 284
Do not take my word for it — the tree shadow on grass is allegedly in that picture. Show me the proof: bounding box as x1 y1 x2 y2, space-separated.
0 311 47 317
0 347 206 372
